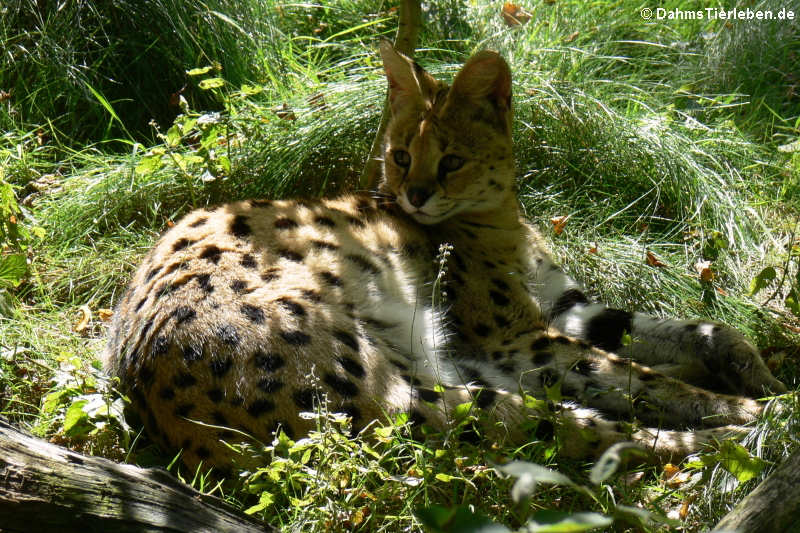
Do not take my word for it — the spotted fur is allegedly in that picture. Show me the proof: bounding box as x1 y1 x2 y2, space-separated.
104 43 784 470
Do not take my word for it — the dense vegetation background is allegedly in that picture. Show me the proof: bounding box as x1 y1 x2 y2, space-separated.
1 0 799 531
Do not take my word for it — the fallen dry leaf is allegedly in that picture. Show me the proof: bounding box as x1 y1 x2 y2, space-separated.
694 259 714 282
564 30 580 43
273 103 297 121
97 308 114 322
550 215 568 235
646 251 666 267
588 242 598 254
501 2 532 26
73 304 92 334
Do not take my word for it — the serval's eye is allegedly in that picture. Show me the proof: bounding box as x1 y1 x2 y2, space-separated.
393 150 411 167
439 154 464 173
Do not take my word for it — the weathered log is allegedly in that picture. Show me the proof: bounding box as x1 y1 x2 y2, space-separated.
359 0 422 189
712 448 800 532
0 418 271 532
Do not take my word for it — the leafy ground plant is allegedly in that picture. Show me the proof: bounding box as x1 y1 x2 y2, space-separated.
1 0 799 531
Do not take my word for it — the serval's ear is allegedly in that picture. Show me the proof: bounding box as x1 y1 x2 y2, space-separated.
379 40 438 114
450 50 512 113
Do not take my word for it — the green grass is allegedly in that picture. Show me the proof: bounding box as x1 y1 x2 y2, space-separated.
2 0 800 531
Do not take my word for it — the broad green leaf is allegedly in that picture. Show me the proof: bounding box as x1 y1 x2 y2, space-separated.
748 266 776 296
614 504 680 527
63 400 90 437
186 66 214 76
785 287 800 316
0 254 27 288
526 511 613 532
590 442 647 484
198 77 225 90
435 473 455 482
42 389 71 415
415 505 511 533
135 155 164 176
453 401 474 419
165 125 182 147
494 461 574 503
244 491 274 515
714 441 767 482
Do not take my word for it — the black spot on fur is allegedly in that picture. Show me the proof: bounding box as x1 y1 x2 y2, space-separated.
253 352 285 372
401 374 422 386
319 271 343 286
159 387 175 400
301 289 322 302
555 336 571 344
250 199 272 207
241 254 257 269
150 336 170 357
416 388 441 402
212 411 228 426
200 245 222 264
172 238 195 252
315 216 336 227
473 323 492 337
210 357 233 377
183 344 203 362
409 410 427 426
207 388 224 403
389 359 409 371
339 404 362 427
230 279 249 293
155 283 174 298
278 249 304 262
216 325 240 346
277 297 306 316
261 268 280 282
173 306 196 325
587 308 633 352
134 297 147 312
476 388 497 409
491 350 504 360
145 266 162 282
324 374 359 397
174 403 194 418
139 365 155 387
311 240 339 251
451 251 467 272
336 356 365 378
497 362 516 374
293 389 316 410
532 351 554 367
241 303 265 323
230 215 252 238
333 330 359 351
530 337 552 350
196 273 214 292
257 378 285 394
572 359 600 376
491 278 510 291
174 372 197 388
534 420 555 441
345 254 381 275
247 399 276 417
540 368 560 387
494 315 511 328
489 290 510 306
189 217 208 228
346 216 365 228
274 217 298 229
552 288 589 316
280 330 311 345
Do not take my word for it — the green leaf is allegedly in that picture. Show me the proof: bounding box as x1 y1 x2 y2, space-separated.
415 505 511 533
63 400 91 437
244 491 274 515
785 287 800 316
589 442 648 484
42 389 72 415
165 124 182 147
187 66 214 76
713 441 768 482
748 266 776 296
614 504 680 527
525 511 613 532
494 461 574 503
135 155 164 176
0 254 27 288
453 401 474 420
198 77 225 90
